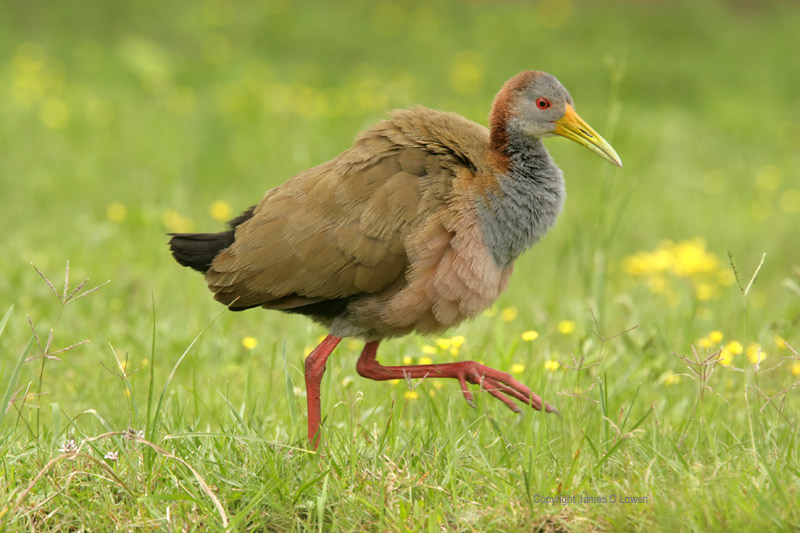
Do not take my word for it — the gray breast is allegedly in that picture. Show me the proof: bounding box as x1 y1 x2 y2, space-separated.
476 148 566 268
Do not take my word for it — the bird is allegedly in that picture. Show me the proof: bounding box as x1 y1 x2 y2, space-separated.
169 70 621 449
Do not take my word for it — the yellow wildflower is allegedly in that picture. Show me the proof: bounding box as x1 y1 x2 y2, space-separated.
695 282 714 301
241 336 258 350
774 335 787 350
421 345 437 355
419 356 433 365
163 210 193 233
623 239 731 302
511 363 525 374
404 390 419 400
672 238 717 277
746 343 766 364
544 360 560 371
709 330 724 343
622 245 672 276
107 202 127 222
718 347 734 366
209 200 232 222
621 254 648 276
435 338 452 350
500 307 518 322
697 337 712 349
521 330 539 341
664 372 680 386
448 51 484 95
558 320 576 334
719 341 744 366
792 363 800 377
450 335 466 348
726 341 743 354
402 356 413 365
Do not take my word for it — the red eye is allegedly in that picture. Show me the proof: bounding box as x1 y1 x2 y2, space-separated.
536 98 551 109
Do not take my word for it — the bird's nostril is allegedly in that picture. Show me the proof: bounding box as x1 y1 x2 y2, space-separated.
579 128 593 138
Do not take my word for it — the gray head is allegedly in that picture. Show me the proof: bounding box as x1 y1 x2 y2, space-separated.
489 71 622 167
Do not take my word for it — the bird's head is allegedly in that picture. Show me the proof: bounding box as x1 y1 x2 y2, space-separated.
490 71 622 167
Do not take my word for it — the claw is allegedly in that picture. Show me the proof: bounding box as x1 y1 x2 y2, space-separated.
457 375 477 407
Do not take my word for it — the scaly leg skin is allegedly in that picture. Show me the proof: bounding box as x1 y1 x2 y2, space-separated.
356 341 558 414
304 334 342 449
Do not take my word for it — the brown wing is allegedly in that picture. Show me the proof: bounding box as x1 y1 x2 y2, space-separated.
205 117 463 310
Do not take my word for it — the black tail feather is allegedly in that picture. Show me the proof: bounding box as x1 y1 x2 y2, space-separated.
169 232 234 273
168 205 256 273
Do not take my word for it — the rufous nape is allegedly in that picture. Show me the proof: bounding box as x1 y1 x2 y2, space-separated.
169 71 622 449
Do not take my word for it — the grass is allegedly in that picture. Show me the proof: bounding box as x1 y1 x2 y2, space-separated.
1 0 799 530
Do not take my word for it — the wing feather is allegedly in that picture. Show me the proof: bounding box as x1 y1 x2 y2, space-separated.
206 107 489 310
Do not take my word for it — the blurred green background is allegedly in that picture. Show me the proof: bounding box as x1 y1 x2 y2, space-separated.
1 0 798 436
2 0 800 529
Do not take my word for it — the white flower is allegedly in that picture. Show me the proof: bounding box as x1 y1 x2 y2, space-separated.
59 438 77 453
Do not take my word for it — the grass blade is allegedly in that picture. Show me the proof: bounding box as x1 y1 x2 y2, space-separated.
145 295 158 470
282 339 298 429
594 406 653 471
0 305 13 339
1 337 33 428
149 307 224 457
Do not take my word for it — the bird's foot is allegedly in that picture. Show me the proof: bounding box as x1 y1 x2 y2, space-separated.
356 341 557 414
444 360 558 414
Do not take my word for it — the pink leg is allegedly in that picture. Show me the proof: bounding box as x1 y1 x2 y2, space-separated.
304 334 342 448
356 341 557 414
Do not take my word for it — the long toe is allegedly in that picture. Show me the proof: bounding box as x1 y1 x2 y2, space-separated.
544 401 559 415
464 362 554 413
457 374 477 408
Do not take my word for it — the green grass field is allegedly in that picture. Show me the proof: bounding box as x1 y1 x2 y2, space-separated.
1 0 799 530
